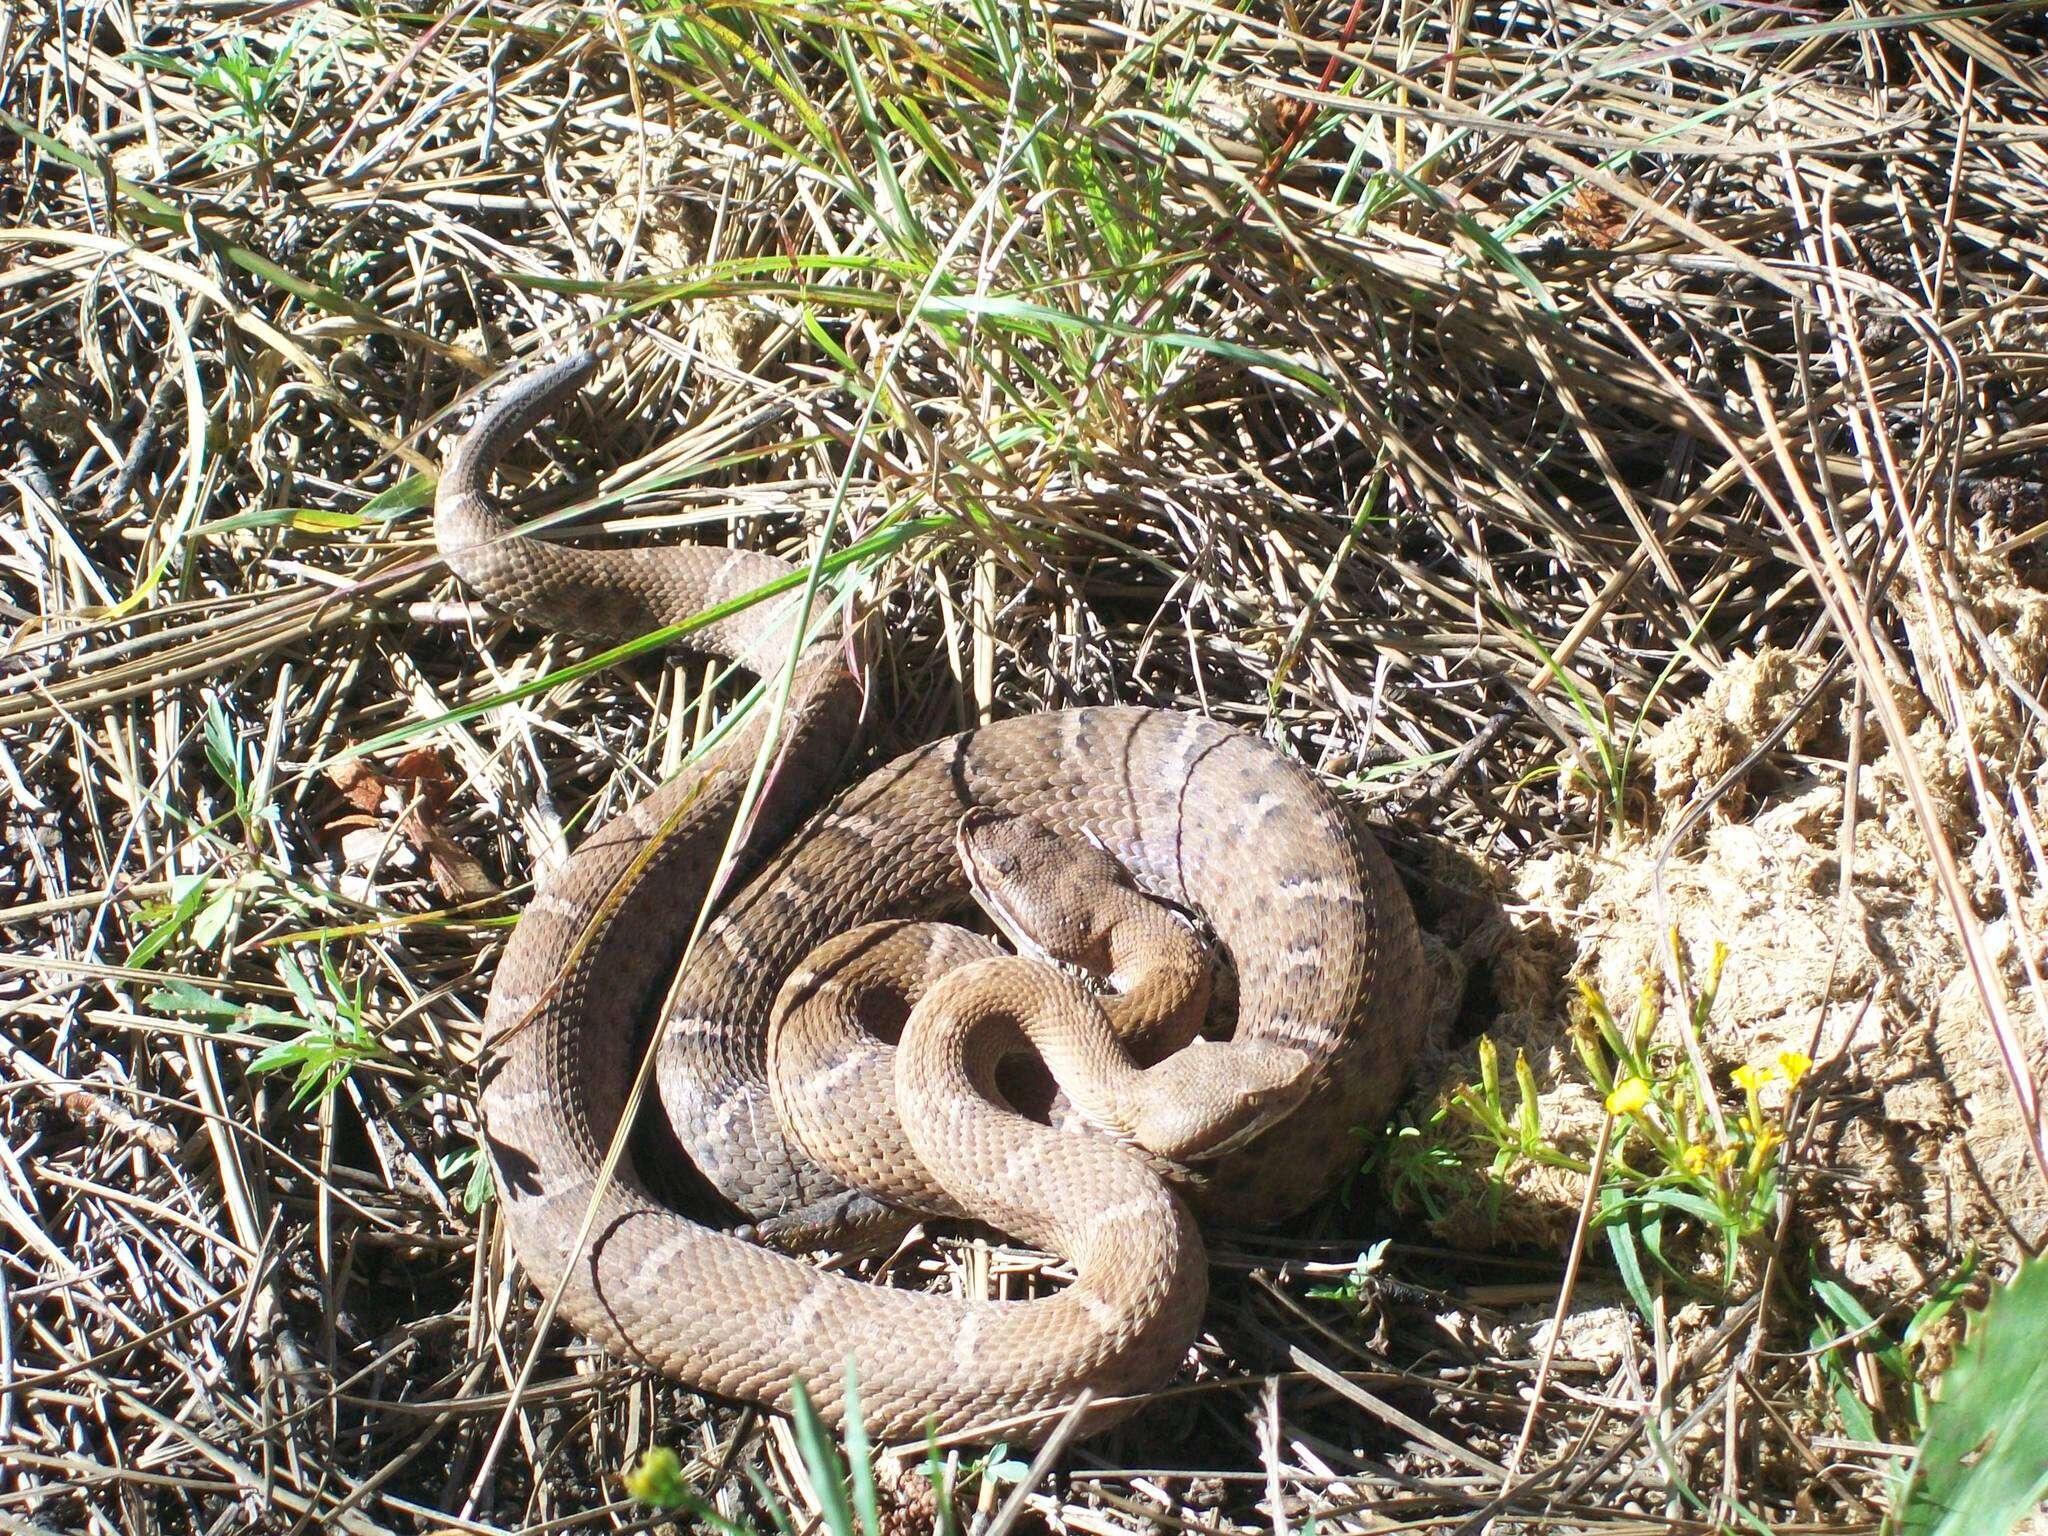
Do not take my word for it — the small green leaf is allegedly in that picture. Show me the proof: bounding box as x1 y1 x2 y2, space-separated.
144 979 243 1021
1631 1186 1733 1229
246 1039 307 1072
1602 1188 1655 1321
190 885 239 952
276 951 320 1016
202 698 241 793
1833 1375 1879 1445
1813 1274 1909 1381
1904 1253 1980 1353
437 1147 496 1214
461 1153 493 1213
127 874 215 967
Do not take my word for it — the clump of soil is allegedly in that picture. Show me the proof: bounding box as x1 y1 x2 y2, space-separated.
1411 550 2048 1297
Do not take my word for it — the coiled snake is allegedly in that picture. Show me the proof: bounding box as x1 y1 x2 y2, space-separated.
437 348 1427 1444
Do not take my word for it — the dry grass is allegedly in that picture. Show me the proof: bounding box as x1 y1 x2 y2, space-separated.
4 0 2047 1531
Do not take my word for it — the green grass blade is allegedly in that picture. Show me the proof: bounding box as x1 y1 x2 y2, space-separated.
841 1366 882 1536
789 1379 857 1536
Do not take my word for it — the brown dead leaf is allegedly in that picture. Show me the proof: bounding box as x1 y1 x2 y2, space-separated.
1559 185 1632 249
324 751 496 901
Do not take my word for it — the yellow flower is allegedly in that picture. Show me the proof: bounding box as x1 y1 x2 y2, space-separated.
1732 1062 1772 1094
1715 1146 1738 1169
1777 1050 1813 1086
622 1448 688 1509
1681 1143 1711 1175
1606 1077 1652 1115
1746 1125 1784 1176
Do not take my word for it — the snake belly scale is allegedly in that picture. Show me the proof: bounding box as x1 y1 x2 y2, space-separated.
436 348 1428 1443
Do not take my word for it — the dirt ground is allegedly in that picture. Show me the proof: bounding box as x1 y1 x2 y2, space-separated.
1414 544 2048 1308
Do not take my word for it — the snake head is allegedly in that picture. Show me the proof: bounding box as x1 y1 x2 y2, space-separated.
1128 1039 1315 1163
957 807 1131 967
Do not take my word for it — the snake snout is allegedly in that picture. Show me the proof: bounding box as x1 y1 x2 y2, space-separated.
1130 1039 1315 1163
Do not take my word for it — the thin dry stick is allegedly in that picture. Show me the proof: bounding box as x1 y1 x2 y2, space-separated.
1502 1113 1615 1482
981 1392 1096 1536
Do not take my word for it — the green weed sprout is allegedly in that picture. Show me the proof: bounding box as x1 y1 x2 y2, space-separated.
1400 933 1811 1314
621 1370 1020 1536
1578 937 1809 1286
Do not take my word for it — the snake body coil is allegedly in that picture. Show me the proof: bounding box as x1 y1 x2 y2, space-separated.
437 350 1427 1443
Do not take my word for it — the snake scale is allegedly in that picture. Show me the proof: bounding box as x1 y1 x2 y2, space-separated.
436 348 1428 1444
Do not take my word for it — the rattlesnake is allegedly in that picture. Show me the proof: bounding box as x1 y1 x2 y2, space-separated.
437 347 1427 1443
